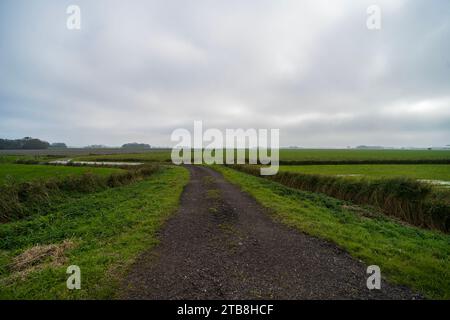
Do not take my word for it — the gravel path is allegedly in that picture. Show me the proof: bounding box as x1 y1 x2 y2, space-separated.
121 165 418 299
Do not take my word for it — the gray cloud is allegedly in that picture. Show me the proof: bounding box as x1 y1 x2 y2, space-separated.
0 0 449 147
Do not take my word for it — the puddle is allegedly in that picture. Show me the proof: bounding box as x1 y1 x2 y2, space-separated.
418 179 450 187
48 159 143 166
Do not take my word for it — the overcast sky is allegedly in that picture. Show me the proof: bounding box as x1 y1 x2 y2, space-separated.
0 0 449 147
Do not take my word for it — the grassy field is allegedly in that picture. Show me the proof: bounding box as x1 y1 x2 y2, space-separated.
279 149 450 161
232 164 450 232
71 148 450 164
280 164 450 181
0 155 59 164
0 164 124 184
2 148 449 299
0 148 171 157
0 166 189 299
214 165 450 299
74 150 172 163
2 148 450 163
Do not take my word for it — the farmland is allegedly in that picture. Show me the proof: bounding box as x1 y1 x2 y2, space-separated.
279 149 450 162
0 149 449 299
0 156 191 299
3 0 450 305
3 148 450 164
0 148 172 158
213 165 450 299
0 164 124 184
279 164 450 182
0 166 188 299
74 150 172 163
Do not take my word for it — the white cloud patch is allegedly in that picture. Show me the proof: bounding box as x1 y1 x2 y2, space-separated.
0 0 449 147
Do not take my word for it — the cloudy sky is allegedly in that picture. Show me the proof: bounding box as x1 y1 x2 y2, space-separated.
0 0 449 147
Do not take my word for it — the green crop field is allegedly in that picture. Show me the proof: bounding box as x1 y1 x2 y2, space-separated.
280 164 450 181
0 164 124 184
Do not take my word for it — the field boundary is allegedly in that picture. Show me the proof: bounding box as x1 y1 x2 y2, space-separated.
0 164 160 222
228 164 450 233
279 159 450 165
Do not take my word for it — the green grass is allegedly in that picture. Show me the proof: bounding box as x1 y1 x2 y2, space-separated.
0 164 124 184
72 149 450 165
280 164 450 181
0 155 59 164
280 149 450 161
213 165 450 299
0 166 189 299
0 155 24 163
74 150 172 163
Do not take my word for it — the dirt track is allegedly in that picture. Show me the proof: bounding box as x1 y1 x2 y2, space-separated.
121 165 418 299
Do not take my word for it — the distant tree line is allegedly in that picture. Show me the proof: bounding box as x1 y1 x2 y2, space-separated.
356 145 384 150
0 137 51 150
50 143 67 148
122 143 151 149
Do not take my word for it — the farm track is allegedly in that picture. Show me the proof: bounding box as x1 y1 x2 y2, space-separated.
121 165 419 299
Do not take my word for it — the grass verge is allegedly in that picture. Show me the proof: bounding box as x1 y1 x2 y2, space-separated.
0 165 159 222
213 165 450 299
0 165 189 299
230 165 450 233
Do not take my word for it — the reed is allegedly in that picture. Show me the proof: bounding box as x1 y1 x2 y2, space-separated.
229 164 450 233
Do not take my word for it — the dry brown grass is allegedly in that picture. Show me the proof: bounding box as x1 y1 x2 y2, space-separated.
9 240 76 277
1 240 77 287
